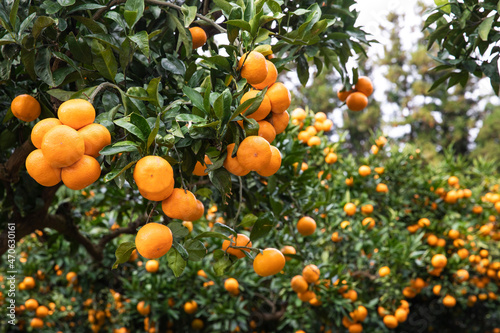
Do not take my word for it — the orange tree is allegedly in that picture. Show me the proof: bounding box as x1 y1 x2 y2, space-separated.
1 0 500 332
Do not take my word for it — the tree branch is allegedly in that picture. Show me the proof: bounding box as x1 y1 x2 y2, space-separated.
0 139 35 183
97 214 148 251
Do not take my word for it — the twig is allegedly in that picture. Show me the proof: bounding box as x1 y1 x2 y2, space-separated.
234 176 243 223
88 82 121 105
172 145 187 190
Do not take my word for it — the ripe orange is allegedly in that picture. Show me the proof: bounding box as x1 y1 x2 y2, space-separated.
30 318 44 329
337 89 352 102
25 299 39 310
349 324 363 333
11 94 41 122
25 149 61 187
36 305 49 318
472 205 483 214
238 51 268 85
240 90 272 121
448 176 459 186
314 112 327 122
41 125 85 168
376 183 388 193
345 177 354 186
358 165 371 177
374 167 385 174
135 223 173 259
31 118 62 148
361 204 373 214
66 271 77 284
61 155 101 190
346 92 368 112
325 152 338 164
224 143 250 176
302 264 320 283
269 110 289 134
331 231 342 242
224 278 239 294
266 82 291 114
291 275 308 293
236 136 272 171
442 295 456 307
57 99 95 130
222 233 252 259
427 234 438 246
344 203 356 216
418 218 430 227
189 27 207 49
433 284 441 295
354 76 373 97
431 254 447 268
307 136 321 146
297 216 316 236
378 266 390 277
162 188 202 221
184 300 198 314
77 123 111 157
23 276 35 289
253 248 286 277
394 308 407 323
133 156 174 201
362 217 375 230
191 318 204 330
145 260 159 273
281 245 296 261
251 60 278 90
137 301 150 315
383 315 398 329
448 229 459 239
291 108 307 121
257 120 276 143
455 269 469 282
352 305 368 322
193 155 212 176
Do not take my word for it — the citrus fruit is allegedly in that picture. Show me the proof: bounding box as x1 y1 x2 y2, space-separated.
224 278 239 294
257 120 276 143
57 99 95 130
297 216 316 236
266 82 291 114
346 92 368 112
161 188 201 221
291 275 308 293
61 155 101 190
236 136 272 171
269 110 289 134
253 248 286 277
145 260 159 273
281 245 296 261
256 145 281 177
184 300 198 314
251 60 278 90
240 90 272 121
302 264 320 283
137 301 150 315
193 155 212 176
189 27 207 49
25 149 62 187
77 123 112 157
222 233 252 259
41 125 85 168
133 156 174 201
431 254 447 268
11 94 41 122
135 223 173 259
238 51 268 85
354 76 373 97
25 298 39 310
31 118 62 149
223 143 250 176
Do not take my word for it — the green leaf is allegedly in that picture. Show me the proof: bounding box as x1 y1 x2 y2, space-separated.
166 11 192 58
478 15 494 41
183 86 206 113
249 212 275 242
124 0 144 29
35 48 55 86
184 239 207 261
209 168 232 201
176 114 206 123
161 54 186 76
181 5 197 27
202 55 231 72
9 0 19 28
21 48 36 80
212 0 234 14
226 19 251 32
57 0 75 6
90 40 117 82
128 31 149 57
67 3 106 14
130 113 151 140
32 16 55 39
103 160 137 182
213 256 232 276
169 221 190 239
147 115 161 151
239 214 258 228
194 232 230 241
119 38 134 71
47 89 73 101
146 77 161 106
434 0 451 14
172 240 189 260
99 141 140 155
297 54 309 86
114 117 146 142
112 241 136 269
213 222 237 238
72 16 106 34
167 247 186 277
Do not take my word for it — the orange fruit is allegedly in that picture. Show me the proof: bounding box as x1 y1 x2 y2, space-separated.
418 218 430 227
191 318 204 330
25 149 62 187
281 245 296 261
431 254 447 268
383 315 398 329
378 266 390 277
189 27 207 49
337 89 352 102
348 324 363 333
427 234 438 246
307 136 321 146
135 223 173 259
162 188 202 221
256 145 281 177
361 204 373 214
472 205 483 214
23 276 35 289
302 264 320 283
77 123 112 157
362 217 375 230
133 156 174 201
251 60 278 90
145 260 159 273
358 165 371 177
354 76 373 97
30 318 44 329
224 278 239 294
35 305 49 318
455 269 469 282
433 284 441 295
374 167 385 174
11 94 41 122
448 229 459 239
66 271 77 284
193 155 212 176
448 176 459 186
184 300 198 314
266 82 291 114
346 92 368 112
345 177 354 186
236 136 272 171
253 248 286 277
352 305 368 322
290 275 308 293
442 295 456 307
31 118 62 148
325 152 337 164
297 216 316 236
25 299 39 311
376 183 388 193
223 143 250 176
57 99 95 130
269 110 289 134
240 89 272 121
394 308 407 323
291 108 306 121
257 120 276 143
331 231 342 242
238 51 268 85
137 301 150 315
344 203 356 216
41 125 85 168
61 155 101 190
321 119 333 131
222 233 252 259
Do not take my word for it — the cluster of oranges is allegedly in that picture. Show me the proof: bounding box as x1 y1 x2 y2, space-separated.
292 109 333 147
290 265 323 306
20 98 110 190
337 76 374 112
376 301 411 330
